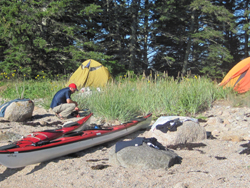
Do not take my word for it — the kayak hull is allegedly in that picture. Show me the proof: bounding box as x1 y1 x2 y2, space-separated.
0 114 152 168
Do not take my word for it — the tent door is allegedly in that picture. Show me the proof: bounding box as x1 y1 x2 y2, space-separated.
234 71 247 87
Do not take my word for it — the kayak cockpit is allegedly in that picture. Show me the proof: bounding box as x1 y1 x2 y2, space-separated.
0 144 18 150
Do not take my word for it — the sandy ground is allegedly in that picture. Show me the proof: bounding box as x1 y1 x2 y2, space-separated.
0 105 250 188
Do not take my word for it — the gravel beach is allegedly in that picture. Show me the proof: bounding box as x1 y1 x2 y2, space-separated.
0 102 250 188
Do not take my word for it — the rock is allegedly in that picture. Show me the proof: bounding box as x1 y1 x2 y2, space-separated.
243 136 250 141
222 135 244 142
4 100 34 122
34 106 48 114
212 129 220 137
109 143 181 170
199 102 250 141
207 117 224 125
146 121 207 146
222 110 231 116
40 121 48 126
173 182 189 188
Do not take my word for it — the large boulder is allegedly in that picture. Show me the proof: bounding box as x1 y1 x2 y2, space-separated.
4 99 34 122
109 143 181 170
146 119 207 146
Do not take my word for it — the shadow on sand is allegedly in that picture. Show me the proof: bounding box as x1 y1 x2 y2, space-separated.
0 167 25 182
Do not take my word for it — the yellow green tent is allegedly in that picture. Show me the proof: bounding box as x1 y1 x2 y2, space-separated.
67 59 111 88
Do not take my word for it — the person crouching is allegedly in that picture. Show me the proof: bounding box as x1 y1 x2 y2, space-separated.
50 83 79 119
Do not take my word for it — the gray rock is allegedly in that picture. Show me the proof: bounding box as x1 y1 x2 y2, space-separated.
4 100 34 122
146 120 207 146
109 143 180 170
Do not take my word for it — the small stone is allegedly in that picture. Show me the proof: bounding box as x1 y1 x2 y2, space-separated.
40 121 48 126
222 135 244 142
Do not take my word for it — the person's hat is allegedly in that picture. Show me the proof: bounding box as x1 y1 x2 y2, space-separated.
69 83 78 91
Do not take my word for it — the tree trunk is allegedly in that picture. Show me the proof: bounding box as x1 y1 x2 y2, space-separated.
244 0 249 58
182 9 195 76
129 0 140 70
143 0 149 69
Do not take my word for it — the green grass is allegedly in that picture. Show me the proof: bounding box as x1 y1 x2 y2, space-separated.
0 75 238 122
0 79 66 109
74 75 235 121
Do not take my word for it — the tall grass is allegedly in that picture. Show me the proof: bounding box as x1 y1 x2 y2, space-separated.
75 74 232 121
0 74 234 122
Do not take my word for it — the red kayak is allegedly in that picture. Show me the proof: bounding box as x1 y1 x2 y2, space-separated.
0 113 152 168
15 113 93 148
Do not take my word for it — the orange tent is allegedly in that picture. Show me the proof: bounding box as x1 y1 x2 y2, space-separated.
219 57 250 93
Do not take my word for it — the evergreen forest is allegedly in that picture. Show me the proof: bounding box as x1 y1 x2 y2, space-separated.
0 0 249 80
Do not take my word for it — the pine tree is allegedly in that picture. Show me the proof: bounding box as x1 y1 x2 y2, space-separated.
0 0 110 78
